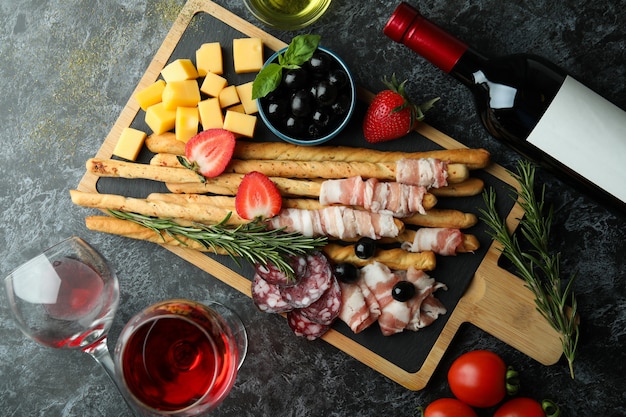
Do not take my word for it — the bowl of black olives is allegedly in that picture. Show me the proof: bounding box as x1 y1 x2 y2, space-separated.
256 42 356 146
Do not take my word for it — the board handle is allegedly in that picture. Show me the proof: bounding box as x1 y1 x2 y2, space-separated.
458 247 563 365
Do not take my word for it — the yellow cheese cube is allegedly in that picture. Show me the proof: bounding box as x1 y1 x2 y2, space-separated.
232 38 264 73
223 110 257 138
136 80 166 111
113 128 147 161
227 103 246 113
235 81 258 114
161 59 198 82
162 80 201 110
198 98 223 130
175 107 199 143
145 102 176 134
218 85 240 108
196 42 223 76
200 72 228 97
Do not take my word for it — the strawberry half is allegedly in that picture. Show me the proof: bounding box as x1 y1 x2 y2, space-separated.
235 171 283 220
363 74 439 143
184 129 236 178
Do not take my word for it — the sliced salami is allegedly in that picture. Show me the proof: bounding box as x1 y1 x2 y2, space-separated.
280 252 333 308
251 274 293 314
287 309 331 340
299 276 342 325
254 255 307 287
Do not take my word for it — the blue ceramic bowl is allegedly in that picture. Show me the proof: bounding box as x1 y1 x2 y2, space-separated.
257 46 356 146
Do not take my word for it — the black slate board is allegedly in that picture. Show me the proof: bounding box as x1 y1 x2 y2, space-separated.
96 10 516 374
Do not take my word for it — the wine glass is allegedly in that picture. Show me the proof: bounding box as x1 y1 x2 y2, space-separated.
4 236 138 414
114 299 248 416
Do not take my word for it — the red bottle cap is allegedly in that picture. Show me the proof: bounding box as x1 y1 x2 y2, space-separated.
383 2 419 42
384 2 468 73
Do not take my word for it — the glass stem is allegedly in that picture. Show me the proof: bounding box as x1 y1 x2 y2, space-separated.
83 336 143 416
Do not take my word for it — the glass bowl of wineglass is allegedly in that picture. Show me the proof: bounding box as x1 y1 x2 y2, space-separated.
114 299 248 416
4 236 132 406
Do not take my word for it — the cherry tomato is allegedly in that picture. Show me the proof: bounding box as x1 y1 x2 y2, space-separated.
447 350 513 408
494 397 553 417
421 398 478 417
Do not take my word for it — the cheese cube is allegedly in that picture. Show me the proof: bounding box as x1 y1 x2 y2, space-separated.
196 42 223 76
200 72 228 97
162 80 201 110
223 110 257 138
113 127 147 161
227 103 246 113
175 107 199 143
218 85 240 108
235 81 258 114
198 98 223 130
145 102 176 134
232 38 264 73
136 80 166 111
161 59 198 82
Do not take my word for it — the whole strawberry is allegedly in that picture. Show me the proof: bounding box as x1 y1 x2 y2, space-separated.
363 74 439 143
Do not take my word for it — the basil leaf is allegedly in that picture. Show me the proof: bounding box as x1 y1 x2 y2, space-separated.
252 63 283 99
281 34 321 66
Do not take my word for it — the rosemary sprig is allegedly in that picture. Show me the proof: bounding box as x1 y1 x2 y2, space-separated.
479 160 579 379
107 209 327 279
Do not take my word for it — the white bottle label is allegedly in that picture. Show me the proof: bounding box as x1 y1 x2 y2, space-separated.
527 76 626 204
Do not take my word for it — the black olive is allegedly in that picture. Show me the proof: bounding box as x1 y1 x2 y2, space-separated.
313 80 338 106
354 237 376 259
284 115 306 135
283 68 309 90
333 262 359 283
306 50 332 75
265 98 288 121
308 123 323 138
330 94 351 116
328 69 349 88
312 108 331 127
391 281 416 302
290 89 313 117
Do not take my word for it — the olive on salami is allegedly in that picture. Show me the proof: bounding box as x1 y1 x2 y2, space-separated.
287 309 331 340
251 274 293 314
299 276 342 325
280 252 333 308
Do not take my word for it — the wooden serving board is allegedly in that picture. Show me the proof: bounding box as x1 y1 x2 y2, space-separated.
76 0 563 390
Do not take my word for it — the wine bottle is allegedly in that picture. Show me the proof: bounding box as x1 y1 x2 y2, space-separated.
384 2 626 213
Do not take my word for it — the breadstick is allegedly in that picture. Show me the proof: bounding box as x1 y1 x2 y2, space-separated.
70 190 245 225
322 243 436 271
226 159 469 184
147 193 235 208
87 158 202 183
145 135 491 169
234 141 491 169
430 177 485 197
397 229 480 253
402 209 478 229
148 194 473 231
165 175 323 198
84 216 228 254
145 132 185 155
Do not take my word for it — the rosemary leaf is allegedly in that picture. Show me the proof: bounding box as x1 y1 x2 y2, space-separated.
479 160 579 379
107 209 327 279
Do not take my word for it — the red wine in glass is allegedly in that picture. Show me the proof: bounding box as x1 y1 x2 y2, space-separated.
115 299 246 415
